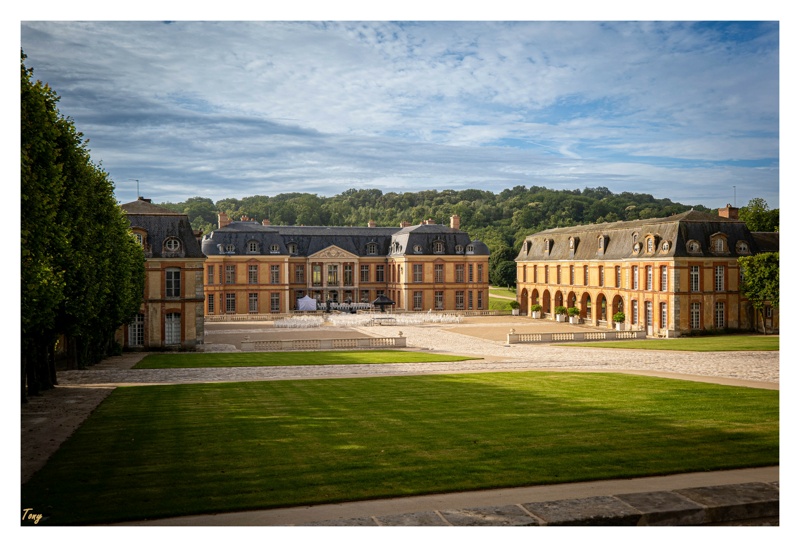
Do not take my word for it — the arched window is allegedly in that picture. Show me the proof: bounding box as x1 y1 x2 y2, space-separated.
164 238 181 252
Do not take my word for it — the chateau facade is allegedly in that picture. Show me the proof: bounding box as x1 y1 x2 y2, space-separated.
200 213 490 315
118 198 207 350
515 206 778 336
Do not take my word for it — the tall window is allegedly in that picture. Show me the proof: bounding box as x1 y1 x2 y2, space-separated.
631 266 638 290
468 291 474 310
478 264 484 282
599 266 604 287
715 266 725 291
455 291 465 310
715 238 724 252
248 265 258 284
375 265 385 282
360 265 370 283
413 291 423 310
207 265 215 284
434 291 444 310
533 265 538 283
271 293 280 313
207 294 215 314
248 241 259 253
166 268 181 297
435 264 444 283
545 266 549 284
295 264 305 283
128 313 144 347
225 265 236 284
413 264 423 283
327 265 338 285
690 302 701 329
615 266 621 288
660 302 667 330
226 293 236 313
661 266 668 291
646 266 653 290
455 264 465 283
557 266 562 285
367 242 377 255
344 264 354 286
269 265 279 284
690 266 700 292
631 300 639 326
165 313 181 345
248 293 258 313
584 265 589 286
468 264 474 282
715 301 725 328
477 290 483 309
569 266 573 285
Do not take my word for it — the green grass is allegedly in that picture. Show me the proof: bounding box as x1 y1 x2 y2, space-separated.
488 297 514 311
563 334 779 352
134 350 479 369
21 372 778 525
489 286 517 299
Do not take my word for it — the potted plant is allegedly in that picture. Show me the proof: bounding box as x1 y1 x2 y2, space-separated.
509 300 520 316
613 312 626 331
531 303 542 319
554 305 568 322
567 306 581 324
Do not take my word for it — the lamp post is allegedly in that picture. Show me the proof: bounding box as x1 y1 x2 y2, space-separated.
129 179 140 199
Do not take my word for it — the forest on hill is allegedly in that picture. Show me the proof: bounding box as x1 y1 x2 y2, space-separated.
160 186 722 286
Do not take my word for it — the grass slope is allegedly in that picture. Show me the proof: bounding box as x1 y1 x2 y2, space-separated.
134 350 479 369
22 372 778 525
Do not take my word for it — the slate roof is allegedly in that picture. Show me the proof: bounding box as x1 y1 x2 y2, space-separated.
516 210 777 262
201 221 489 257
121 198 205 259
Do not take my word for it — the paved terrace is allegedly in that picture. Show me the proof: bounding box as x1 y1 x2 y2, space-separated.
23 316 780 525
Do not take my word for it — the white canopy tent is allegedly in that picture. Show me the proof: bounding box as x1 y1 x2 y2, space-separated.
296 295 318 311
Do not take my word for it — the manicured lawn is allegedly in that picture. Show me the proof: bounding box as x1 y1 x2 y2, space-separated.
564 335 779 352
134 350 479 369
21 372 778 525
488 297 514 311
489 286 517 299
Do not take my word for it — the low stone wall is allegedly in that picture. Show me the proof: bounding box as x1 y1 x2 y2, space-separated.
506 330 647 344
240 336 407 351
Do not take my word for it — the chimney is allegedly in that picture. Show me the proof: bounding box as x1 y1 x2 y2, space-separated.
368 219 376 228
262 219 271 226
423 218 435 225
400 221 411 228
218 211 231 228
718 204 739 220
450 214 461 230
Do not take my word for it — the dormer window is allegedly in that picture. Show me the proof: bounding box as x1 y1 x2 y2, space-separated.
646 238 654 253
661 240 671 252
270 244 280 254
710 233 728 254
288 243 298 255
455 245 464 254
544 239 551 255
735 241 750 254
247 241 260 253
466 244 474 254
225 243 236 253
413 244 423 254
164 238 181 252
367 242 378 255
433 241 444 254
687 240 701 254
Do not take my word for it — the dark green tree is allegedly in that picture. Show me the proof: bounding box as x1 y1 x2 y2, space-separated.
739 198 779 232
739 252 779 334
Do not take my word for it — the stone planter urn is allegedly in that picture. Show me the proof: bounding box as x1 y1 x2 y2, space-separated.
569 316 581 324
532 311 541 319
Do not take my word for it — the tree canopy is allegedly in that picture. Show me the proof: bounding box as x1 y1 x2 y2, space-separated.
738 198 779 232
21 52 145 400
738 252 779 334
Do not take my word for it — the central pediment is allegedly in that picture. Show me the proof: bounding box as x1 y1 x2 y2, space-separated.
308 245 359 260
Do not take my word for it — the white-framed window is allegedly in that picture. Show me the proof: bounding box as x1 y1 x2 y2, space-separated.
295 265 305 283
632 266 639 290
466 244 474 254
714 238 725 252
225 243 236 253
468 291 474 310
247 241 259 253
164 238 181 252
367 243 378 255
413 291 423 310
690 302 701 329
455 291 465 310
270 244 280 254
375 265 384 282
660 302 667 329
690 266 700 292
225 265 236 284
456 264 465 283
288 243 298 255
128 313 144 347
715 266 725 292
715 301 725 328
269 265 279 284
207 265 215 284
327 265 338 285
248 264 258 284
434 241 444 254
225 293 236 313
468 264 474 282
455 245 464 254
360 265 370 283
166 268 181 298
413 264 423 283
646 266 653 291
435 264 444 283
632 300 639 325
434 291 444 310
413 244 422 254
207 294 215 314
478 264 483 282
248 293 258 313
271 293 280 313
477 290 483 309
344 263 353 286
165 312 181 345
661 266 668 291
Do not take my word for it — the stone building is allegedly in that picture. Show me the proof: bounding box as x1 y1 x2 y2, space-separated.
515 206 779 336
201 214 490 314
117 198 206 349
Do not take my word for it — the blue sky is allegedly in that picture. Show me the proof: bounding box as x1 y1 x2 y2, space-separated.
18 15 781 210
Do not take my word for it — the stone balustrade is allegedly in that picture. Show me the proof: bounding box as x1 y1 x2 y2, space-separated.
240 336 407 352
506 329 647 345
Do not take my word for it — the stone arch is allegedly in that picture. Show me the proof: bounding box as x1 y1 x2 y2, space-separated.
554 291 564 309
580 292 592 321
542 290 551 314
519 288 529 315
596 293 608 324
567 291 577 309
612 294 624 317
531 289 539 306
